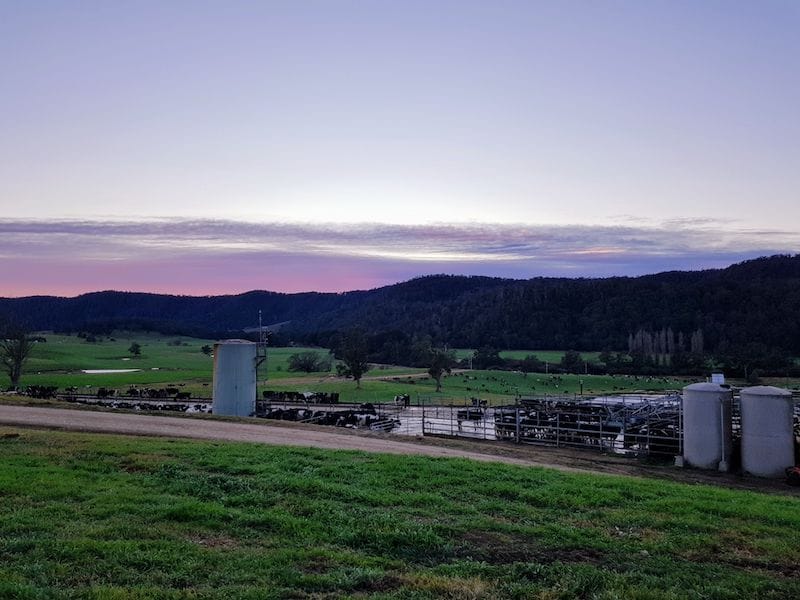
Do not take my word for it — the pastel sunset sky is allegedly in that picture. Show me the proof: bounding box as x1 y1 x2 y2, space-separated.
1 1 798 296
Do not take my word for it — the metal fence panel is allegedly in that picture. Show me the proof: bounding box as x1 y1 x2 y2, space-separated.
421 395 683 458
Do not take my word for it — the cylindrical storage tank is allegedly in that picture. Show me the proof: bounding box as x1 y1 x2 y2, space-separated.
212 340 257 417
682 383 733 471
740 386 794 478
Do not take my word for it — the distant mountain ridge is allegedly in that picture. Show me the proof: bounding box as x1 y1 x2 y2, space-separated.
2 254 800 353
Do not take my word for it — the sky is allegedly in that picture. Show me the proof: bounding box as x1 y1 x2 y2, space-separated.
1 1 798 296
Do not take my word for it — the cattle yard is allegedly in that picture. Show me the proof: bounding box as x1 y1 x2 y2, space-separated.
32 387 800 467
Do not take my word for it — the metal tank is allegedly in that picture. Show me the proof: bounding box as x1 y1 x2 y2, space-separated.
682 383 733 471
740 386 794 478
212 340 258 417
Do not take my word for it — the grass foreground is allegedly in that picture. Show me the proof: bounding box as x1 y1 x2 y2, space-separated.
1 428 799 599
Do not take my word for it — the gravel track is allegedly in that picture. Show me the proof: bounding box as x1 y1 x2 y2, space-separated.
0 404 579 472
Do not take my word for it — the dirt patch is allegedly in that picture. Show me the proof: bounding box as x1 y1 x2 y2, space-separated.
351 574 405 593
605 524 663 543
118 452 170 473
456 529 604 566
186 533 239 550
682 550 800 579
397 572 492 599
724 558 800 578
119 461 149 473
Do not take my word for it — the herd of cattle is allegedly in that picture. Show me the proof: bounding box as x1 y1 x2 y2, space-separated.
261 391 340 403
25 386 401 433
255 401 400 431
24 385 683 455
492 397 681 456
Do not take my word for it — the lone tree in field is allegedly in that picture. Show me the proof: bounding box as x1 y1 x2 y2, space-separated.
201 344 212 356
560 349 584 373
336 329 370 388
519 354 544 374
288 351 332 373
128 342 142 357
428 348 456 392
0 318 36 389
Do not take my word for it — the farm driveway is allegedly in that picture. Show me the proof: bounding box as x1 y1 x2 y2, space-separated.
0 404 568 471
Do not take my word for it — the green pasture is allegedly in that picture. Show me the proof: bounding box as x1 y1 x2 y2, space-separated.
499 349 603 363
8 334 704 403
260 370 696 405
454 349 603 363
18 334 332 394
26 333 212 373
1 428 798 599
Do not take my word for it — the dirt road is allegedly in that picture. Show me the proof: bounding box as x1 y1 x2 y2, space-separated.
1 404 796 494
0 404 573 471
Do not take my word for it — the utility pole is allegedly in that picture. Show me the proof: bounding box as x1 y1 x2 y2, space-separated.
256 310 268 385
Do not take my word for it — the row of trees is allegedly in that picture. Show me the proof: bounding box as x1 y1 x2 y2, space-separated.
312 328 799 384
627 327 705 360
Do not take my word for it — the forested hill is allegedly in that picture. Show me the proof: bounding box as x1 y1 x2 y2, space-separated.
2 254 800 354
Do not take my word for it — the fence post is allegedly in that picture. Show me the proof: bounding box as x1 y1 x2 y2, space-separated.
556 412 560 448
621 396 627 454
599 410 604 451
678 395 683 457
515 396 521 444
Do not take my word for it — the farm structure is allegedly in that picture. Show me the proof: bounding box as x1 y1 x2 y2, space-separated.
422 391 800 464
40 387 800 463
422 394 683 457
495 395 681 456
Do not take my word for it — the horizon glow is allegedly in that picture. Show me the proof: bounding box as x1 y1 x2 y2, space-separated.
1 2 798 295
0 218 797 297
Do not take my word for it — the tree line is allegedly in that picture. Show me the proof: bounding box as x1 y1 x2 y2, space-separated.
3 255 800 386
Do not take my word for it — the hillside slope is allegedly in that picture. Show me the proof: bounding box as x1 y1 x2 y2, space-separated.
2 254 800 353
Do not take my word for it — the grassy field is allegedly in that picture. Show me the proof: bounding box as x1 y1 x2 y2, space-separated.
499 349 603 363
0 428 798 599
259 371 695 405
19 334 341 395
453 350 602 363
8 333 777 405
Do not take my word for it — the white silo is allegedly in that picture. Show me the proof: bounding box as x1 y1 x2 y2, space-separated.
212 340 258 417
682 383 733 471
740 386 794 478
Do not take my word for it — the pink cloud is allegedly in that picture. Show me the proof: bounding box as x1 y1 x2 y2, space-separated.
1 218 797 297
